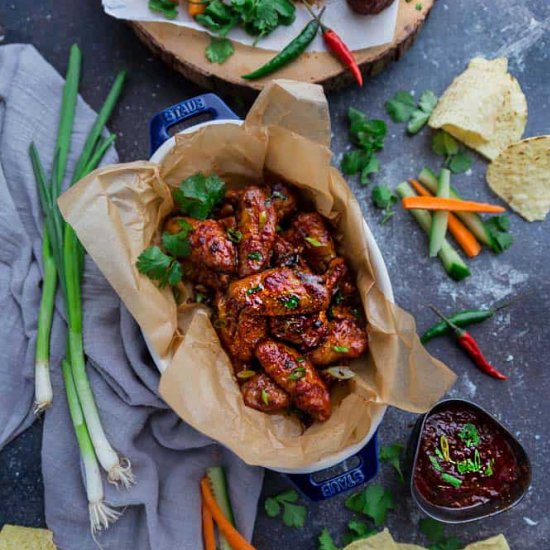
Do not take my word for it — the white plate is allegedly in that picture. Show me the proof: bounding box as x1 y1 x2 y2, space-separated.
147 119 393 474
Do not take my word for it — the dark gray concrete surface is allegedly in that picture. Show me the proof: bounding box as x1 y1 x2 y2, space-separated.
1 1 549 548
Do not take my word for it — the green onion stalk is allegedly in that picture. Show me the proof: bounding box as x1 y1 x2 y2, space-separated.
30 44 132 530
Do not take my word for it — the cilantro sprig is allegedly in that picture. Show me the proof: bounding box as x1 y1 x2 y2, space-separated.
379 442 405 482
148 0 178 19
419 518 462 550
205 37 234 64
136 246 182 288
161 219 194 258
372 185 397 224
432 130 472 174
385 90 438 134
264 489 307 528
345 484 394 526
485 215 513 253
173 172 226 220
341 107 387 185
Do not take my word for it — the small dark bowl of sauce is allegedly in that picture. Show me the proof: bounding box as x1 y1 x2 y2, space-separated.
411 399 531 523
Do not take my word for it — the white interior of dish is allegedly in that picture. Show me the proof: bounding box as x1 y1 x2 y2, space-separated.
146 119 393 474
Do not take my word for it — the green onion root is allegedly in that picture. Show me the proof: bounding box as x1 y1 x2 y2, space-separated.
34 230 57 414
61 359 121 533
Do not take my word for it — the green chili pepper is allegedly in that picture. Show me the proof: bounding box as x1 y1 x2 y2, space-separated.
420 295 521 344
242 11 324 80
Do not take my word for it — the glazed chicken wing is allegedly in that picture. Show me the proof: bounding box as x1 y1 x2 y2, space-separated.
271 233 302 268
309 308 368 366
291 212 336 273
164 216 236 274
180 261 230 290
227 267 329 317
269 182 298 222
269 311 329 351
214 294 267 362
241 373 290 413
255 339 331 422
237 186 277 277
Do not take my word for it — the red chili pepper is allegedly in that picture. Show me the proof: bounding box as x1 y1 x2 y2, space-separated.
430 306 508 381
304 3 363 86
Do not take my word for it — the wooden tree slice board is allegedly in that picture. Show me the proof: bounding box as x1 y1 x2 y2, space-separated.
131 0 434 97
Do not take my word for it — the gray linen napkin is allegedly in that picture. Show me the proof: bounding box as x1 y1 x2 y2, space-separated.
0 43 263 550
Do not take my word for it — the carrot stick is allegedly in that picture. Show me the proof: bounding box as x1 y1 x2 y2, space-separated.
188 0 206 16
402 196 505 214
200 477 256 550
202 501 216 550
409 179 482 258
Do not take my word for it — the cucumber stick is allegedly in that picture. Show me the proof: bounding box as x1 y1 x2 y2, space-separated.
429 168 451 257
418 167 493 248
396 182 470 281
206 466 235 550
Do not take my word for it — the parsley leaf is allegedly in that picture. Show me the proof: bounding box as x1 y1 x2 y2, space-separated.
318 528 340 550
265 489 307 529
379 442 405 482
136 246 182 288
205 37 235 64
420 518 462 550
345 484 394 526
173 172 226 220
385 91 417 123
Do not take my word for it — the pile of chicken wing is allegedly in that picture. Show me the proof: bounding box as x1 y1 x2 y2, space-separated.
164 180 368 423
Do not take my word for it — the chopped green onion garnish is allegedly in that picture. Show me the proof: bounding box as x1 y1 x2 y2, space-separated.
237 370 256 380
261 389 270 406
282 294 300 309
441 473 462 488
304 236 322 247
332 345 349 353
248 251 263 261
227 227 242 243
289 367 306 380
247 285 263 295
429 455 443 472
325 366 355 380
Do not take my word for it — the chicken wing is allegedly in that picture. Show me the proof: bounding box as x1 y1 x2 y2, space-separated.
271 233 302 268
309 308 368 366
180 261 230 290
255 338 331 422
241 373 290 413
227 267 329 317
291 212 336 273
269 311 329 351
214 294 267 362
237 186 277 277
164 216 237 274
268 181 298 222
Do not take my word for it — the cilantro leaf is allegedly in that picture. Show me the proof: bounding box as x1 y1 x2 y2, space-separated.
379 442 405 482
448 151 472 174
264 497 280 517
345 484 394 526
363 484 394 526
264 489 306 529
343 521 375 544
341 150 371 175
161 219 194 258
318 528 340 550
136 246 182 288
418 90 438 113
484 215 513 253
407 110 431 134
206 37 235 64
419 518 445 543
282 502 306 528
432 131 459 157
385 91 417 122
360 156 380 184
372 185 397 223
173 172 226 220
148 0 178 19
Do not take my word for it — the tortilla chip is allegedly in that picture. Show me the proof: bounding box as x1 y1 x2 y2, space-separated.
0 525 55 550
486 135 550 221
429 57 527 160
463 534 510 550
397 545 426 550
429 58 510 142
344 529 399 550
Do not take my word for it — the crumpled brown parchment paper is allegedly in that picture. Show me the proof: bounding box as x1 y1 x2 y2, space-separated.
58 80 455 469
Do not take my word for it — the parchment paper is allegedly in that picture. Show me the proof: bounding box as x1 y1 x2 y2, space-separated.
102 0 399 53
59 80 455 469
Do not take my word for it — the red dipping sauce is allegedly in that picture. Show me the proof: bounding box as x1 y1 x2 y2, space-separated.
414 402 526 509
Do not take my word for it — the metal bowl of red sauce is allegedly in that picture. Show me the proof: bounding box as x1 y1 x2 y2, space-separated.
410 398 531 523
